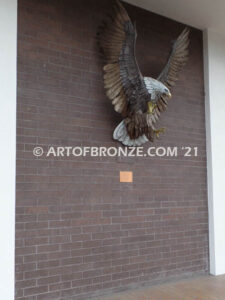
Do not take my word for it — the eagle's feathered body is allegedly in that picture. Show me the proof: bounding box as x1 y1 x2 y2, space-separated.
98 0 190 146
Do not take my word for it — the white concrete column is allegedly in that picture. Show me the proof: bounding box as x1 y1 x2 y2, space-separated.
203 29 225 275
0 0 17 298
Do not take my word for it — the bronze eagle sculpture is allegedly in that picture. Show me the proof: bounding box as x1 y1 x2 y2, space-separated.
98 0 190 146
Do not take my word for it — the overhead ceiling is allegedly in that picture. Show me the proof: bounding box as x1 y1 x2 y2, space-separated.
124 0 225 34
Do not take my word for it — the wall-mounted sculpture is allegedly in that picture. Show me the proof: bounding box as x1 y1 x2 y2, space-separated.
98 0 190 146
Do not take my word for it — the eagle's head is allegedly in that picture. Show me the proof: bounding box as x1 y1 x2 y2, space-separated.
157 81 172 99
144 77 172 101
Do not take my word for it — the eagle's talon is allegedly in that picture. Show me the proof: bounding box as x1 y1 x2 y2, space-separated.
154 128 165 138
148 102 157 114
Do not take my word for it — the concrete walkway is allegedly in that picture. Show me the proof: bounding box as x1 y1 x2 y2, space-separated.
100 275 225 300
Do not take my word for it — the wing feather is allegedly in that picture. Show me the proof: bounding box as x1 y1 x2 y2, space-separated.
98 0 150 117
157 28 190 88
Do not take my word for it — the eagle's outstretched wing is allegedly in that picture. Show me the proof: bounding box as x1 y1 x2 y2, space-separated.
157 28 190 89
98 0 150 116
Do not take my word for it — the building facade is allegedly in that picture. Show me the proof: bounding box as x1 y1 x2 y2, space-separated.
0 0 225 299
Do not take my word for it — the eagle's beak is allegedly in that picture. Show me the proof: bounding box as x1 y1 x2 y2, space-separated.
167 91 172 99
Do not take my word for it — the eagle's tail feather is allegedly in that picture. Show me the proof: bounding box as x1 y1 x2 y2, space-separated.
113 120 148 146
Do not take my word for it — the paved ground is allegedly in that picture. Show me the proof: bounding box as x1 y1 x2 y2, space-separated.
100 275 225 300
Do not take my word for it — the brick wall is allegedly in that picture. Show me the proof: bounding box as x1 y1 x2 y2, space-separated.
16 0 209 299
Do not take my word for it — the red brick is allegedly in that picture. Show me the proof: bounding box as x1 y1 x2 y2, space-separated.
16 0 208 299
